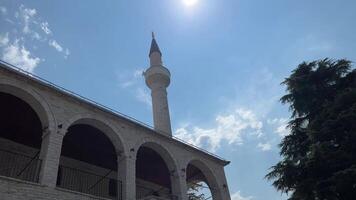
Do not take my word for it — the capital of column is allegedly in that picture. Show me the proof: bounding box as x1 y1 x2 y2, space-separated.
41 126 54 139
117 154 136 164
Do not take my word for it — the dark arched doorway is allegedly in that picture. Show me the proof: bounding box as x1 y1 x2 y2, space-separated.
136 146 174 199
57 123 121 199
0 92 43 182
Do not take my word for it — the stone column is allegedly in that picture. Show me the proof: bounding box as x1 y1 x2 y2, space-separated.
168 165 188 200
39 128 64 187
176 169 188 200
118 155 136 200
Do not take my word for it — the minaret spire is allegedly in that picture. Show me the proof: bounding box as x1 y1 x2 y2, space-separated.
144 33 172 136
149 32 162 58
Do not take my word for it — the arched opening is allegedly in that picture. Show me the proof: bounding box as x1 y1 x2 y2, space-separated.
0 92 43 182
136 144 175 199
186 161 216 200
57 123 121 199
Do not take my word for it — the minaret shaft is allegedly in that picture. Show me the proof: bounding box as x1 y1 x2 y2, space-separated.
151 85 172 135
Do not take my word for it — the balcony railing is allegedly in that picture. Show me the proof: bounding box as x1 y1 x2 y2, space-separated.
56 165 122 200
136 183 178 200
0 148 42 183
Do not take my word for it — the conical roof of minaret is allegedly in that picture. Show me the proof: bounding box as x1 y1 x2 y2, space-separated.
149 32 162 57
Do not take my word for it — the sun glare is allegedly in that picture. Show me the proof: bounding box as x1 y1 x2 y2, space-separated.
183 0 198 7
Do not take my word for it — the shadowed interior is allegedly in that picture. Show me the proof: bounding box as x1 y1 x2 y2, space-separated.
136 146 171 188
186 164 208 183
61 124 117 170
0 92 42 148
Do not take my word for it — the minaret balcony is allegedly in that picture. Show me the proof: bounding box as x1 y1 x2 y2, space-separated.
144 65 171 89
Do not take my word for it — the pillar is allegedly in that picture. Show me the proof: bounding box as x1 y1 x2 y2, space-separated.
118 155 136 200
39 128 64 187
174 167 188 200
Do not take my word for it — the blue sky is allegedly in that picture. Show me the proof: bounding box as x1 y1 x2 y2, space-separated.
1 1 356 199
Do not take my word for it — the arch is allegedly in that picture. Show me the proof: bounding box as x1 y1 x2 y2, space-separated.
185 159 224 200
58 115 127 198
62 114 127 156
0 81 55 183
0 82 56 132
133 138 178 171
134 138 180 199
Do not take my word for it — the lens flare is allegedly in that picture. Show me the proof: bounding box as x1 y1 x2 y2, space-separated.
183 0 198 7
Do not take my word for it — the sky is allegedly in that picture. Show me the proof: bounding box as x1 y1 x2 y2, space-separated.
1 0 356 199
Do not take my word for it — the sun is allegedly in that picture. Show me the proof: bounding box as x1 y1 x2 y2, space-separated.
183 0 199 7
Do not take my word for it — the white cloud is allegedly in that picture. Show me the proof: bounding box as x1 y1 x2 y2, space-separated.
31 32 41 40
134 69 144 78
174 108 263 152
118 69 144 88
136 87 152 107
307 43 332 52
257 142 272 151
2 4 70 62
267 118 290 137
40 22 52 35
2 40 40 72
5 18 14 24
231 191 253 200
49 40 63 52
18 5 37 34
119 69 144 88
0 33 9 46
0 6 7 15
64 48 70 59
117 68 152 107
120 80 134 88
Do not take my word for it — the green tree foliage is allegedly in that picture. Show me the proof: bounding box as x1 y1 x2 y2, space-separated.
266 59 356 199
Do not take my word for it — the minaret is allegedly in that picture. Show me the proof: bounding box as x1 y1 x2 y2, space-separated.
144 33 172 136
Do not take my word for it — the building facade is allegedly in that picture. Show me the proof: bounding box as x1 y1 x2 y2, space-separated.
0 36 231 200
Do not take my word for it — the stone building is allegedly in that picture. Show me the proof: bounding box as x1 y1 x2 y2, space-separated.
0 35 231 200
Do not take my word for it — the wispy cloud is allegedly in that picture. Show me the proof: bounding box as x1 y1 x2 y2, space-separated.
17 4 37 34
0 33 9 46
2 40 40 72
0 4 70 71
0 6 7 15
119 69 144 88
267 118 290 137
64 48 70 59
174 108 263 152
136 87 152 106
257 142 272 151
117 68 152 107
284 34 334 66
49 40 63 52
231 191 253 200
40 22 52 35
